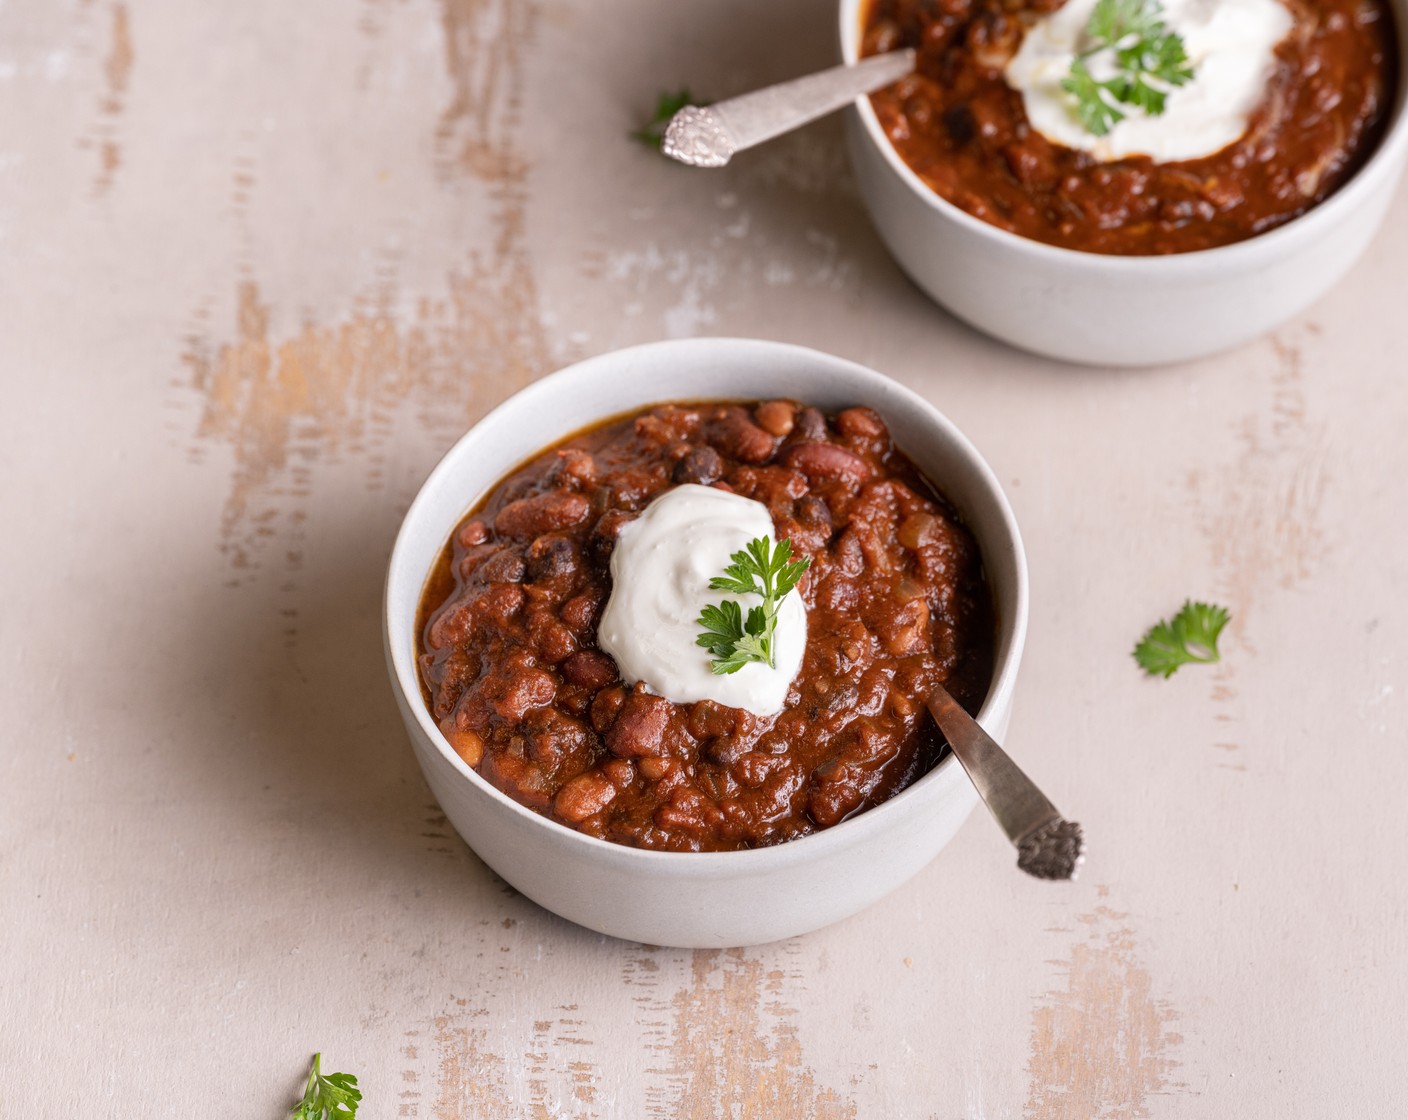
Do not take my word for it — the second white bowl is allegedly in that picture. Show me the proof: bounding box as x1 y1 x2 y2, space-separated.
838 0 1408 367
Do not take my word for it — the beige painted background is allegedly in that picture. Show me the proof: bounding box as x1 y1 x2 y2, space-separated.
2 0 1406 1115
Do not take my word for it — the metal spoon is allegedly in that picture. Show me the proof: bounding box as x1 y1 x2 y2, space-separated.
662 48 917 168
926 683 1084 881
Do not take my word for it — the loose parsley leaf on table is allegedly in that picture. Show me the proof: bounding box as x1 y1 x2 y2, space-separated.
1133 600 1231 678
631 89 697 149
696 535 810 675
1061 0 1195 136
291 1053 361 1120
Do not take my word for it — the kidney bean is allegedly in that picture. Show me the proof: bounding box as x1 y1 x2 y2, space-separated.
590 509 634 560
456 519 488 548
455 543 500 581
479 550 526 583
606 691 672 758
707 407 775 464
560 591 601 635
562 650 618 690
552 448 597 488
535 618 577 664
783 441 872 487
602 466 665 509
792 406 827 440
494 491 591 538
589 685 625 734
685 699 735 741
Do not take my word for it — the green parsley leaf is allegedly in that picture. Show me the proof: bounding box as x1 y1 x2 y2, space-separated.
1089 0 1161 48
292 1053 361 1120
1133 600 1231 678
695 535 811 675
696 599 747 659
1061 59 1125 137
631 89 697 150
1064 0 1195 136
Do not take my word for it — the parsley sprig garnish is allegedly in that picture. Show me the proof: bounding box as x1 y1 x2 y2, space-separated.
1061 0 1195 136
695 536 810 675
1133 600 1231 678
291 1053 361 1120
631 89 697 149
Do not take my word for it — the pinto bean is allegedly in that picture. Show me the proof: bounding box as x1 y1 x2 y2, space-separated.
898 512 943 549
834 407 888 441
444 727 484 767
488 665 557 722
554 772 618 822
879 597 930 656
754 400 796 438
494 491 591 538
783 441 872 487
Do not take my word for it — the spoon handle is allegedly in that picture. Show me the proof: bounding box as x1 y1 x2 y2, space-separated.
663 48 916 168
926 683 1084 881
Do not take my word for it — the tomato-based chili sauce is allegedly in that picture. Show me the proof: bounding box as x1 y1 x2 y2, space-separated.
417 401 995 853
861 0 1399 254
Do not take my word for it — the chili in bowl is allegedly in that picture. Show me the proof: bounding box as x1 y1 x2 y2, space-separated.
839 0 1408 365
384 338 1029 947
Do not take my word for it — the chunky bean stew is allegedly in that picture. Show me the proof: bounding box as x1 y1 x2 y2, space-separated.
417 401 994 853
861 0 1399 254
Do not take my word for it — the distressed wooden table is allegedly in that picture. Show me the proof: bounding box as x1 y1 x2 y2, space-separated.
3 0 1406 1115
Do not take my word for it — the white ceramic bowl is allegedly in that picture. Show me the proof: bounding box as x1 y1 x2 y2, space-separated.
384 338 1028 947
839 0 1408 367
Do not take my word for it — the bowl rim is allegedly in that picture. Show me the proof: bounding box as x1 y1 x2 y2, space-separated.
836 0 1408 269
384 337 1029 870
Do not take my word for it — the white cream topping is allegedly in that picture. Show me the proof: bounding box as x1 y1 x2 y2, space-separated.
1005 0 1293 163
597 485 807 717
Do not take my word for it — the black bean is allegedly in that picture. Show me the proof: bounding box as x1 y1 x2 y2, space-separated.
672 446 724 485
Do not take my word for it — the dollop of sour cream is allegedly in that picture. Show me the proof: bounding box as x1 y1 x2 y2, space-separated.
597 484 807 717
1005 0 1293 163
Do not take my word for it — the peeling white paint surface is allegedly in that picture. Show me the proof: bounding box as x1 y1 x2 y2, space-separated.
1 0 1406 1116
